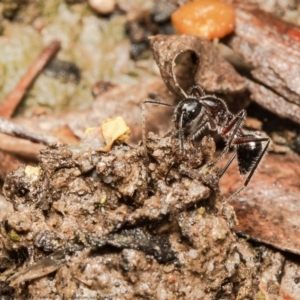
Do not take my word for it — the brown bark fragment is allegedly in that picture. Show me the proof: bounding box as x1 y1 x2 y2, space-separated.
220 153 300 255
226 7 300 123
248 81 300 125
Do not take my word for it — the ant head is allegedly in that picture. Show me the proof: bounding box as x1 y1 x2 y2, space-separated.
174 98 202 129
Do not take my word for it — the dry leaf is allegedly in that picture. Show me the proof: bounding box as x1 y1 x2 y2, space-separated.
220 153 300 255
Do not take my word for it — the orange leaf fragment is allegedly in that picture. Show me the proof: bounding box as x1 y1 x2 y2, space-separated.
171 0 235 40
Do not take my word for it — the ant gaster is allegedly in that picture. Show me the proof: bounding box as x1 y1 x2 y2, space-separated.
142 85 270 201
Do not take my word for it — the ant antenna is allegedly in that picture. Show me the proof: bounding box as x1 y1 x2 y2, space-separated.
142 97 174 159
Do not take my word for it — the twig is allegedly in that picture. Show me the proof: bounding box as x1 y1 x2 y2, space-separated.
0 133 43 160
0 116 55 145
0 40 61 118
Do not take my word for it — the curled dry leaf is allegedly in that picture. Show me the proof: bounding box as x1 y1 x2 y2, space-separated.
100 116 131 152
149 34 247 98
220 153 300 255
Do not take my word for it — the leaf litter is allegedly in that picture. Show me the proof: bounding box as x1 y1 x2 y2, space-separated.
0 47 296 298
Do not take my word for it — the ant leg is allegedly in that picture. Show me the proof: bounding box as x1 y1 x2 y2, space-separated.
212 110 247 165
165 161 177 185
178 112 185 154
218 152 237 178
226 137 270 202
223 110 247 148
142 100 174 159
191 118 209 141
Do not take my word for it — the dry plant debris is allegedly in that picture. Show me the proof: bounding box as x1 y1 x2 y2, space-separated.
1 119 298 298
149 34 247 99
0 117 54 146
11 33 250 150
100 116 131 152
1 2 300 298
0 122 273 299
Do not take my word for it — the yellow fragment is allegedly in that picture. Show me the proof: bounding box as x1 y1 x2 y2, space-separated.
25 166 41 184
197 207 206 215
99 195 107 206
85 127 99 135
257 291 266 300
10 229 20 242
101 116 131 152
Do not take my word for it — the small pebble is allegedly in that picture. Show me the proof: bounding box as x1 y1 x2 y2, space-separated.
92 81 116 98
88 0 116 14
148 163 156 171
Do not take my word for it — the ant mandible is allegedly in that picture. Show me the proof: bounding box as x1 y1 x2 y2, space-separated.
142 85 270 201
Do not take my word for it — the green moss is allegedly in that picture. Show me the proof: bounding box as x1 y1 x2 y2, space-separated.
257 291 266 300
9 229 20 242
238 263 247 280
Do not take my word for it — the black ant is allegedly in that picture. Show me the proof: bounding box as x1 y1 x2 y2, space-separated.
142 85 270 201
